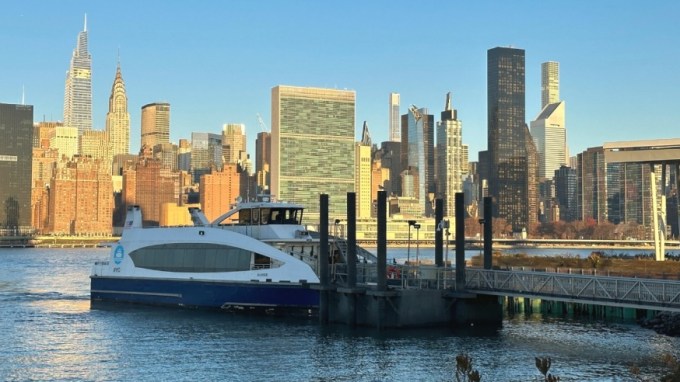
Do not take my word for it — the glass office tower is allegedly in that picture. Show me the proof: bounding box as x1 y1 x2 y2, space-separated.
487 47 538 231
271 85 355 221
0 103 34 228
63 17 92 137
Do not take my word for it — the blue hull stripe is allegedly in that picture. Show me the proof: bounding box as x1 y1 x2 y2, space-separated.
91 277 320 309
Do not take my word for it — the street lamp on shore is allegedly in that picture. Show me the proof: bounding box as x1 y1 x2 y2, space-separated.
407 220 417 264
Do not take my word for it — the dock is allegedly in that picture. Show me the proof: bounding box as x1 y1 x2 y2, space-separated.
316 192 503 329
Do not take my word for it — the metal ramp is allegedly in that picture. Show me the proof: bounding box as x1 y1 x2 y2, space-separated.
334 237 377 263
307 232 377 263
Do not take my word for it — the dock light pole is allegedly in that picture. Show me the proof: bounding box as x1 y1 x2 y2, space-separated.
407 220 417 264
478 218 484 257
414 223 421 267
439 219 450 268
437 218 451 288
332 219 341 267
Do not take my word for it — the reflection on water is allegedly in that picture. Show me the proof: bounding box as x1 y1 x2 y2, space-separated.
0 248 678 381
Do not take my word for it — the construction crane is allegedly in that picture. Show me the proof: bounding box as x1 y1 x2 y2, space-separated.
256 113 268 132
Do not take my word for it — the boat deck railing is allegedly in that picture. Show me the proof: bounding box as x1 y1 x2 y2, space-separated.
91 261 110 276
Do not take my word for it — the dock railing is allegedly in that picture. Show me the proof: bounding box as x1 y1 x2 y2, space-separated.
464 268 680 311
330 264 680 311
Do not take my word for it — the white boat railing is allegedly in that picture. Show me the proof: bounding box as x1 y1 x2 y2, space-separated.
91 261 110 276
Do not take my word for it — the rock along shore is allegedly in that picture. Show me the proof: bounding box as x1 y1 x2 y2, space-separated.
639 312 680 337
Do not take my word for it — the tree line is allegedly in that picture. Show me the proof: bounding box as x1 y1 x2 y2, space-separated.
464 217 651 241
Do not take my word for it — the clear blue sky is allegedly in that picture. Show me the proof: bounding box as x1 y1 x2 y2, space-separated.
1 1 679 160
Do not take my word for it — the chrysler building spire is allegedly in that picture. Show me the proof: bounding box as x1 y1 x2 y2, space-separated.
106 57 130 160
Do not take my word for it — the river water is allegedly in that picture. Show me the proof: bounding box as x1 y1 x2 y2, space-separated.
1 247 678 381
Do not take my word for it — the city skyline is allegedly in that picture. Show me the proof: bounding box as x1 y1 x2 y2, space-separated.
1 2 679 159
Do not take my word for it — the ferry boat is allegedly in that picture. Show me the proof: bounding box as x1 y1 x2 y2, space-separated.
90 197 374 311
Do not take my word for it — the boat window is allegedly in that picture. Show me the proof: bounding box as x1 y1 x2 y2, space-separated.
267 208 302 225
269 209 284 224
239 209 251 225
260 208 270 225
253 253 271 269
288 208 301 225
252 209 260 224
129 243 253 272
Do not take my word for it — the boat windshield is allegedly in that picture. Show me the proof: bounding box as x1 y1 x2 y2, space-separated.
233 207 303 225
264 207 302 225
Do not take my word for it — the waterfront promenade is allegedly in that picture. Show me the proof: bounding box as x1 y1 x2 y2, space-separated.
2 233 679 251
0 235 116 248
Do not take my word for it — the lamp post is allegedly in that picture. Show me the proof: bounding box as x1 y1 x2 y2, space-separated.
407 220 417 265
441 219 450 268
478 218 485 256
333 219 341 267
414 223 421 267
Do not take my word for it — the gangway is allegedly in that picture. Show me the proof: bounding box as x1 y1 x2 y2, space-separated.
331 265 680 313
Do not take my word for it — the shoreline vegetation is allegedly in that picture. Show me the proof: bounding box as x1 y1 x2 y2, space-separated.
469 252 680 279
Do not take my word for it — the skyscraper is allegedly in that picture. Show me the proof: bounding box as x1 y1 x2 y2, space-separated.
0 103 33 228
200 164 240 222
50 125 79 159
190 132 222 183
541 61 560 109
271 85 355 220
222 123 246 165
402 105 435 216
123 158 178 226
461 144 469 176
141 102 170 149
487 46 538 231
531 61 566 180
106 62 130 159
63 16 92 137
531 102 566 180
436 93 463 218
31 146 59 232
355 122 372 219
378 141 401 197
606 162 660 231
554 165 578 222
48 156 113 235
389 93 400 142
577 146 607 223
79 130 110 164
33 121 62 149
153 143 178 171
178 139 191 172
255 131 271 192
